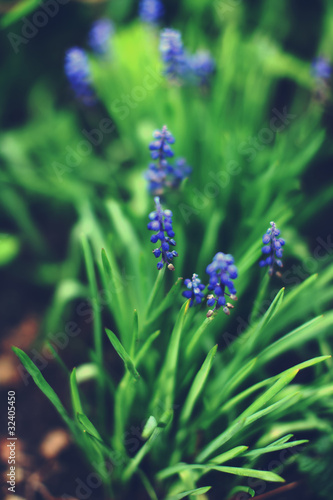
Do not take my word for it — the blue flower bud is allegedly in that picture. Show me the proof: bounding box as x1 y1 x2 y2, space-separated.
207 297 215 307
228 265 238 279
205 252 238 315
259 222 285 275
182 274 206 307
148 197 178 270
217 296 226 307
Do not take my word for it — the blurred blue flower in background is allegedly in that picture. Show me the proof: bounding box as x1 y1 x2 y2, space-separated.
182 274 206 307
206 252 238 316
145 127 191 194
312 56 332 80
139 0 164 24
88 19 114 55
188 50 216 86
259 221 285 276
160 28 187 80
64 48 95 105
148 196 178 270
172 158 192 187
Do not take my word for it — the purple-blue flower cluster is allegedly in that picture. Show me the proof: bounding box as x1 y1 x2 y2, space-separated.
206 253 238 317
139 0 164 24
188 50 216 86
145 126 191 194
160 29 187 80
159 29 215 86
182 274 206 307
148 196 178 270
88 19 114 55
259 221 285 276
64 48 95 105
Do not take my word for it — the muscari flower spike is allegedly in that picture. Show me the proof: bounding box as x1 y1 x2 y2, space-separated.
259 221 285 276
145 126 191 195
148 196 178 271
206 252 238 317
160 28 187 81
139 0 164 24
88 19 114 55
182 274 206 307
64 48 95 105
188 50 215 86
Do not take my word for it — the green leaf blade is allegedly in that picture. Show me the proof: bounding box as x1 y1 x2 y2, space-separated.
105 328 140 380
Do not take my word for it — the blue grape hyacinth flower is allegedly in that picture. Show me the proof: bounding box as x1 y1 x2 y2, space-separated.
182 274 206 307
206 252 238 317
189 50 215 86
259 221 285 276
64 48 95 105
149 125 175 160
145 126 191 194
88 19 114 55
160 28 187 81
139 0 164 24
148 196 178 270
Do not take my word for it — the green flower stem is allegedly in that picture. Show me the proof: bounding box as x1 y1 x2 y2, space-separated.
250 272 270 323
81 234 105 432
